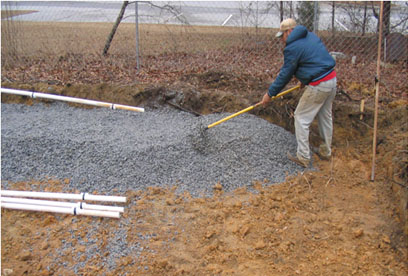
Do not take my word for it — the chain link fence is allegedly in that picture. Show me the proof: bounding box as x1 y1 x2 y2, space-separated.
1 1 407 99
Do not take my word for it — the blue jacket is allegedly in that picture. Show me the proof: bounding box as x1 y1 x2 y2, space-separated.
268 25 336 97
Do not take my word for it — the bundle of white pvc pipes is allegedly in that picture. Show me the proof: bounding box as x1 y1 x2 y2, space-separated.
1 88 145 112
0 190 126 219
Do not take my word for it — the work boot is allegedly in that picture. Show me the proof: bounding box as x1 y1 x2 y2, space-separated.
287 152 310 168
312 145 331 161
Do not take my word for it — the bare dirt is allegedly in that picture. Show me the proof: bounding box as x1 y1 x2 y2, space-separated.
1 77 407 275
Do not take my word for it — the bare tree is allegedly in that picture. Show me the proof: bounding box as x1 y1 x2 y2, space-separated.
371 1 392 35
383 1 391 35
103 1 129 56
266 1 296 23
102 1 186 56
297 1 316 31
340 2 375 34
362 1 368 36
289 1 294 18
145 1 187 25
280 1 284 21
238 1 275 32
390 2 408 32
372 1 380 32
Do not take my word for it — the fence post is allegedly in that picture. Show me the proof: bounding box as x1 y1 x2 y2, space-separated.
313 1 319 33
135 1 140 70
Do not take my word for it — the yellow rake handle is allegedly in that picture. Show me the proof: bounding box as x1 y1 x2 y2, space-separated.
206 84 301 130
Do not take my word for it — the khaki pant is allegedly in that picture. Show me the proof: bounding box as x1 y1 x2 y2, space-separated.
294 77 337 161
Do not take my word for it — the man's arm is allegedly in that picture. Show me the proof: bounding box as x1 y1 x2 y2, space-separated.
267 48 298 97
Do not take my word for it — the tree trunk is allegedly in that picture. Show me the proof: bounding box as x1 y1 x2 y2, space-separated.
371 1 379 32
331 1 335 38
103 1 129 56
383 1 391 36
289 1 293 17
372 1 391 36
280 1 283 21
362 2 367 36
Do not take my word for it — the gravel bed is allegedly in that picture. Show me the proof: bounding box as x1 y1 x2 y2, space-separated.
1 102 302 197
1 101 304 273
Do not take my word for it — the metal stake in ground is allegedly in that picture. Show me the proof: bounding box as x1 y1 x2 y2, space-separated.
205 84 301 130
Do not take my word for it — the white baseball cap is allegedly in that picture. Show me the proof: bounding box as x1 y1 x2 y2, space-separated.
275 18 297 38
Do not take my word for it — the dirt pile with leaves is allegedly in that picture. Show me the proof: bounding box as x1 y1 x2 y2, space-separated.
1 52 407 275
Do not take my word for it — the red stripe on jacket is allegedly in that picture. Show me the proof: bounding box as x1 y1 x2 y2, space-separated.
309 70 336 86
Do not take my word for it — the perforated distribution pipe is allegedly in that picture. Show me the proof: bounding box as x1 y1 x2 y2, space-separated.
1 88 144 112
1 202 120 218
0 190 127 203
0 197 124 213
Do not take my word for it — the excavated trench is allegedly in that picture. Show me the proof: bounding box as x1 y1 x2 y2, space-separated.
1 82 407 275
0 81 377 198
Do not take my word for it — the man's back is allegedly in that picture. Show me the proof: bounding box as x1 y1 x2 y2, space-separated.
285 25 335 84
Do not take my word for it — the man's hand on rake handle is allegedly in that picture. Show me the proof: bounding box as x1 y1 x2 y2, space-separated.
259 93 271 108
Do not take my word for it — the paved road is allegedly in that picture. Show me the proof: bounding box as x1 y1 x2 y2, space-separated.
2 2 406 34
0 1 377 31
2 1 279 26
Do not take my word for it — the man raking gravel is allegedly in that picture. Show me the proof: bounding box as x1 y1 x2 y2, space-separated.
259 18 337 168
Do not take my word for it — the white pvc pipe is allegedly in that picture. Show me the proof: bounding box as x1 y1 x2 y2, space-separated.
1 197 124 213
0 190 127 203
1 88 144 113
1 202 120 218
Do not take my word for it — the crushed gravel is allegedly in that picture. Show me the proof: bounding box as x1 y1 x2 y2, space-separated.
1 102 303 197
1 101 305 273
